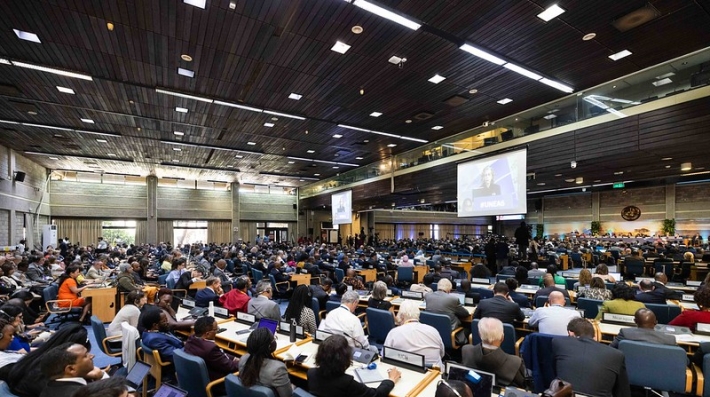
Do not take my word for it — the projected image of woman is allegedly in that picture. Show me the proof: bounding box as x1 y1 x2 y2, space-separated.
475 165 501 196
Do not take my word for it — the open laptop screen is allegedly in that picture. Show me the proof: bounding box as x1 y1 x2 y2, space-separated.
257 317 278 335
152 384 188 397
125 361 151 388
445 362 495 397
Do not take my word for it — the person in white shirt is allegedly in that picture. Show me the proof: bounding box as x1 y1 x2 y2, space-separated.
107 290 146 337
527 291 581 335
318 290 369 349
384 299 444 368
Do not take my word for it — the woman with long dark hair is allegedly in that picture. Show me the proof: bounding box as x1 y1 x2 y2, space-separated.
238 327 292 397
56 264 92 323
282 285 316 335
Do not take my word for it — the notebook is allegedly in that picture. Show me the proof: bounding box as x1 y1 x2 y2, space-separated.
354 367 385 384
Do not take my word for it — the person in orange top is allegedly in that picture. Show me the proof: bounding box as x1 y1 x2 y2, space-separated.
57 264 92 323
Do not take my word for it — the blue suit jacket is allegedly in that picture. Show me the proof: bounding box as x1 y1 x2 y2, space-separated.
195 287 220 307
142 331 183 363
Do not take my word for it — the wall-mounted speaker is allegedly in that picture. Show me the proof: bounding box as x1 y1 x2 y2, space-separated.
14 172 25 182
293 203 297 210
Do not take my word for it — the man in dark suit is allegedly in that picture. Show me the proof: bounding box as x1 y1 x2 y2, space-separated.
505 278 530 308
653 273 682 300
533 274 570 304
634 279 666 304
184 316 239 391
195 277 223 307
610 308 676 348
39 342 100 397
141 307 184 367
462 317 526 388
472 282 525 324
425 278 470 344
552 318 631 397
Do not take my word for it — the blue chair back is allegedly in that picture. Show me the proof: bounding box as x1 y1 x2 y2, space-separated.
430 283 438 291
225 373 276 397
173 349 211 397
334 268 345 283
703 346 710 397
325 300 340 313
576 297 603 319
570 252 583 268
564 278 576 291
42 284 58 302
89 315 119 356
644 303 681 324
396 267 414 284
252 268 264 282
158 273 168 285
618 340 689 393
471 287 493 300
293 388 316 397
419 311 456 350
366 308 395 344
653 261 675 280
624 258 645 278
426 260 435 268
471 319 516 355
311 297 321 326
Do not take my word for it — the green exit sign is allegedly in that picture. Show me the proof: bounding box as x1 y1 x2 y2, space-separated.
613 182 625 189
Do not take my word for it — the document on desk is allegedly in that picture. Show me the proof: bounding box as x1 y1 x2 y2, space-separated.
674 333 701 343
354 367 385 384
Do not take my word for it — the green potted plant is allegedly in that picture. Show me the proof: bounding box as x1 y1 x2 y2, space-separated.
591 221 602 236
661 218 676 236
536 224 544 238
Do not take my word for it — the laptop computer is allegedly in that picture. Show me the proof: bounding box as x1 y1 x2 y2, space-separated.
450 292 465 305
445 362 497 397
152 383 188 397
238 318 279 342
125 361 151 391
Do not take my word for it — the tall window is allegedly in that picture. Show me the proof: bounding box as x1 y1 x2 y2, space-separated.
430 224 440 240
102 220 136 245
173 220 208 245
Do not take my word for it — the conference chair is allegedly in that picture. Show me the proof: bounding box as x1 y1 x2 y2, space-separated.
90 315 122 357
293 388 316 397
570 252 585 268
158 273 168 286
534 295 570 308
420 311 463 350
470 319 521 355
173 349 226 397
138 340 171 392
42 284 82 325
618 340 692 395
699 343 710 396
520 333 564 393
311 297 322 326
366 308 395 345
396 267 414 287
224 373 275 397
334 268 345 283
644 303 681 324
576 297 604 319
471 287 494 300
268 274 291 302
623 258 645 278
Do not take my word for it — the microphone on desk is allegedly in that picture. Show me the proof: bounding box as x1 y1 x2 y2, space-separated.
343 332 364 349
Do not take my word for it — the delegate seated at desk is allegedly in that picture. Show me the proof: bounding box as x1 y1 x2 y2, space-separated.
610 308 676 349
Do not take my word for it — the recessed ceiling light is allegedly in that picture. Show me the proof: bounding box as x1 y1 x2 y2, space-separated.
555 174 562 177
387 144 397 147
582 33 596 41
333 166 339 169
288 93 302 100
108 153 116 156
543 114 557 119
537 4 565 21
351 1 421 30
180 54 193 62
665 165 671 169
662 157 672 161
537 182 546 186
314 173 321 176
405 120 412 123
363 139 369 143
652 78 672 87
229 1 236 9
235 155 244 158
459 43 506 65
681 162 692 171
27 111 37 115
49 157 59 160
614 171 624 175
331 41 351 54
106 22 115 31
356 157 364 160
428 74 446 84
247 142 256 145
226 165 234 168
264 122 275 127
13 29 41 43
183 0 206 9
497 98 513 105
352 25 363 34
172 159 180 163
565 178 575 183
288 161 295 164
469 88 478 94
575 177 583 184
174 131 184 136
57 86 75 94
175 107 188 113
54 134 63 138
307 150 315 153
333 134 343 138
370 112 383 117
80 118 94 123
96 139 107 143
177 68 195 78
609 50 632 61
173 148 182 151
431 126 443 130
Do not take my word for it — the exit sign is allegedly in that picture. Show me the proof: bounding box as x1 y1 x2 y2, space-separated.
613 182 625 189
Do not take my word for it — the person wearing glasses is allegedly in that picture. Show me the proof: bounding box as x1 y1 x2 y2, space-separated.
248 280 281 322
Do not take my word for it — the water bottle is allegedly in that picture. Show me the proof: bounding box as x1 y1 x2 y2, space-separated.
289 318 297 342
208 301 215 317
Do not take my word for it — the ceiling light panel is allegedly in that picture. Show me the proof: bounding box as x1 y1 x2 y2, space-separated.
428 74 446 84
56 86 75 94
156 88 213 103
183 0 206 8
175 107 188 113
504 63 542 80
12 61 93 80
288 93 302 100
539 78 574 93
537 4 566 22
213 100 263 113
351 0 421 30
652 78 672 86
177 67 195 78
370 112 382 117
263 110 305 120
497 98 513 105
173 131 185 136
263 122 275 127
331 41 351 54
609 50 632 61
431 126 443 130
80 118 94 123
459 43 506 65
13 29 41 43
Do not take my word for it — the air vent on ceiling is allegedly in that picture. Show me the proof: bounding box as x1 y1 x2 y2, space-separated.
413 112 434 120
443 95 468 107
352 141 367 146
612 3 660 32
0 84 21 96
63 144 81 150
9 101 39 113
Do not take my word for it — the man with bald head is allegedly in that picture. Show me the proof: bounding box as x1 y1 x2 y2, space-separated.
528 291 581 335
610 308 676 348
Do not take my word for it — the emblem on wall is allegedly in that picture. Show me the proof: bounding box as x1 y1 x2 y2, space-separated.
621 205 641 221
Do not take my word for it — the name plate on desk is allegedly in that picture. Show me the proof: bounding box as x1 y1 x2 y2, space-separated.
236 312 255 325
472 278 491 285
401 290 423 300
687 281 702 287
696 323 710 336
602 313 635 325
278 322 305 338
682 294 695 302
381 346 426 373
654 324 692 335
464 297 475 306
386 289 393 296
181 299 196 309
213 306 230 319
635 277 654 283
519 284 539 290
314 330 332 344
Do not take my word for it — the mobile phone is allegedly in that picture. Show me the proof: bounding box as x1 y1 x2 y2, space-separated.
295 354 309 363
236 329 251 335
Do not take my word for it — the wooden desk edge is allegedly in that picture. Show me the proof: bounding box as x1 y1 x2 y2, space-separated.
406 369 440 397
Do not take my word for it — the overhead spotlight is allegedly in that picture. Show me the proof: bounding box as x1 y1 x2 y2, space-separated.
570 161 577 169
575 177 583 184
681 162 692 171
359 87 364 95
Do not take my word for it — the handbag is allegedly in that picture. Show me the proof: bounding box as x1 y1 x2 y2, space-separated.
542 378 573 397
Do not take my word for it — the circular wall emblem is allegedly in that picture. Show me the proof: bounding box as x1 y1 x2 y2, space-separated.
621 205 641 221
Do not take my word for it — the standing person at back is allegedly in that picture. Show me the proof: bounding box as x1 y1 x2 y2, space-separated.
514 222 530 260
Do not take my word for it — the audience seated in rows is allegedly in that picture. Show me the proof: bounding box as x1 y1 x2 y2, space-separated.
596 283 646 320
219 275 251 315
528 291 581 335
384 299 444 368
473 282 524 325
610 308 676 348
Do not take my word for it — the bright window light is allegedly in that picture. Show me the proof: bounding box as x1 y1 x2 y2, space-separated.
609 50 632 61
431 126 443 130
428 74 446 84
331 41 351 54
13 29 41 43
537 4 565 22
459 43 506 65
497 98 513 105
352 0 421 30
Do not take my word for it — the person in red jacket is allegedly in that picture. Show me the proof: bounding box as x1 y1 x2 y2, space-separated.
219 276 251 315
669 285 710 331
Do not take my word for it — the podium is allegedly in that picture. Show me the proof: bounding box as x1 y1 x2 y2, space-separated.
82 287 117 322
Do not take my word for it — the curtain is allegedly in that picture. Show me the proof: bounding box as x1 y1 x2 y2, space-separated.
207 221 232 244
135 221 147 245
157 221 174 245
377 224 395 240
54 219 103 247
